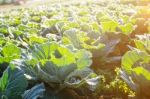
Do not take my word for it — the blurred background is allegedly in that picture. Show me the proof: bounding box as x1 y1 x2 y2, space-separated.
0 0 65 10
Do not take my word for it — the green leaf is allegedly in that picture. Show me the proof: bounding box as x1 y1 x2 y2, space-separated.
132 67 150 80
121 50 150 74
31 42 92 68
0 44 21 63
0 67 28 99
23 83 45 99
0 69 8 92
34 61 76 84
63 29 104 50
18 24 28 31
119 23 134 35
31 16 41 23
101 20 118 33
0 35 5 45
28 35 48 44
63 29 82 48
0 25 8 34
27 22 40 29
43 19 59 27
65 68 100 90
134 35 150 52
32 42 58 60
80 23 92 32
91 22 100 32
76 49 92 69
8 19 21 26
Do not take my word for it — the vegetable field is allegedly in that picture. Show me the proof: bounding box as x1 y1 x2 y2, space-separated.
0 0 150 99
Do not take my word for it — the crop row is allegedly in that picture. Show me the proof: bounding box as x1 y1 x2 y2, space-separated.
0 0 150 99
